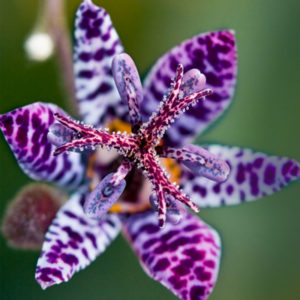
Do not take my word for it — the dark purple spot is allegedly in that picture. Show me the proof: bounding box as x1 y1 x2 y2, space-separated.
64 211 78 219
32 114 41 128
190 286 206 299
37 267 63 282
143 238 158 249
172 259 193 276
236 163 246 184
281 161 293 176
0 115 13 135
161 230 179 242
183 224 199 232
93 18 103 27
264 164 276 185
169 275 187 290
235 151 244 158
169 237 195 252
79 52 91 62
78 70 94 78
178 125 194 135
61 253 78 266
138 224 160 235
102 32 110 41
169 56 179 72
183 248 205 260
212 183 221 194
83 9 98 19
86 232 97 249
253 157 264 168
204 260 215 268
82 248 89 259
46 252 58 263
153 258 170 272
250 172 259 196
195 266 211 281
62 226 83 243
153 243 169 254
220 59 231 68
86 28 101 38
207 92 225 102
226 184 234 195
87 82 112 99
94 48 105 60
193 185 207 197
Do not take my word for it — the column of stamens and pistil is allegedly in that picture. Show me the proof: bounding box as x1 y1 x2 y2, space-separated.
53 113 139 156
139 64 212 146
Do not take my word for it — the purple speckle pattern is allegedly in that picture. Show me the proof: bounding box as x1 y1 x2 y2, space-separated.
36 191 121 289
0 102 85 188
123 211 220 300
181 145 300 207
142 30 237 147
74 0 125 126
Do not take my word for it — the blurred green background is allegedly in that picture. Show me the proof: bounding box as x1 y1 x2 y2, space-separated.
0 0 299 299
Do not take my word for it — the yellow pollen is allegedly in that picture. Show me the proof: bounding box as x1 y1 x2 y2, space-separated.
108 118 132 134
161 157 181 183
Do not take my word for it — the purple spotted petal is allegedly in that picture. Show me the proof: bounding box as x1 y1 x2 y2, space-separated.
74 0 125 126
142 30 237 147
181 145 300 207
123 211 221 300
0 102 85 188
36 191 121 289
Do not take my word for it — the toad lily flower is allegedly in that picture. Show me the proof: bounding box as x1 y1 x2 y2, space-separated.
0 0 299 299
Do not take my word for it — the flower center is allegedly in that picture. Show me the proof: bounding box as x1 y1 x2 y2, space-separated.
48 53 230 227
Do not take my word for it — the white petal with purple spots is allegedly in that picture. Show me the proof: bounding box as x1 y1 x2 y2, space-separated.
36 191 121 289
142 30 237 147
74 0 125 126
181 145 300 207
123 211 221 300
0 102 85 188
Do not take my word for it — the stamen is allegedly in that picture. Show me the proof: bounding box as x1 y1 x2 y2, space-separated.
140 65 212 146
52 113 138 156
47 122 74 147
182 145 230 182
112 53 143 132
83 160 131 219
150 193 186 225
125 78 142 132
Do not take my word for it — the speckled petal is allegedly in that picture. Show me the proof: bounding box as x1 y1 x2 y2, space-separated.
142 30 237 147
123 211 221 300
181 145 300 207
112 53 143 130
74 0 125 126
35 191 121 289
0 102 85 188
